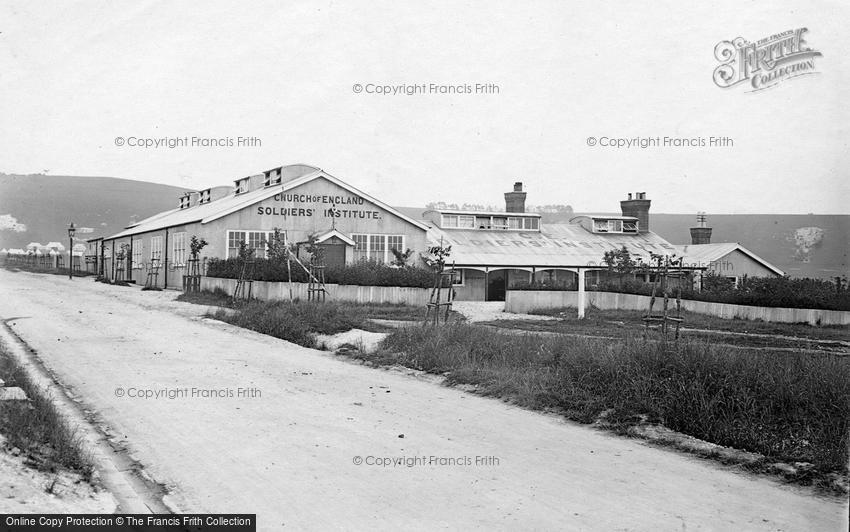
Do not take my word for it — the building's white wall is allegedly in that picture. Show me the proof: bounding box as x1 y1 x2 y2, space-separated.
708 249 780 279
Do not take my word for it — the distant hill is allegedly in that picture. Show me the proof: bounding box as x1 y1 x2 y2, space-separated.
0 174 190 250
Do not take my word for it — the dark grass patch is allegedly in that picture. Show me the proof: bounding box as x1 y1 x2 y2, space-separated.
358 323 850 490
525 307 850 343
179 289 429 322
201 296 427 347
0 347 93 478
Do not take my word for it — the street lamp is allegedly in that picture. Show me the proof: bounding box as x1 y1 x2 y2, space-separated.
67 222 76 280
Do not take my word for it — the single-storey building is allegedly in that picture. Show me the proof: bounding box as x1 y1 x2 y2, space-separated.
677 214 784 288
97 164 430 289
420 188 698 301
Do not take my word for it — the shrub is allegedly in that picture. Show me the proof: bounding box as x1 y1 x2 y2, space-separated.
207 257 437 288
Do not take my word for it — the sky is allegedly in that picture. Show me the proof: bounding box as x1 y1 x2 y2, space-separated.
1 1 848 214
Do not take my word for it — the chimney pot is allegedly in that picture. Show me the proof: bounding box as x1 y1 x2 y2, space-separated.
690 212 712 244
513 182 523 192
620 192 651 233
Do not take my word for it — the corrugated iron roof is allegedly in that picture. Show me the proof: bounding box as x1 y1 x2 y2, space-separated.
426 223 683 270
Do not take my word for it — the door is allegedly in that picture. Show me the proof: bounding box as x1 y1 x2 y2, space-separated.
318 243 346 267
486 270 507 301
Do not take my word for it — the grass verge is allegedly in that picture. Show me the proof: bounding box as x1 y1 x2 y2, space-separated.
0 344 93 478
355 323 850 492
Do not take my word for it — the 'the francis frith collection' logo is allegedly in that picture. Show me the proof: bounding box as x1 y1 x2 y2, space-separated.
713 28 821 91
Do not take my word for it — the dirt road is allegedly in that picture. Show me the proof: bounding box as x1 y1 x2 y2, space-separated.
0 270 846 530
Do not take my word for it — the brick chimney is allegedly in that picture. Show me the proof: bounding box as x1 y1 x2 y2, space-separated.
505 182 527 213
689 212 712 244
620 192 651 233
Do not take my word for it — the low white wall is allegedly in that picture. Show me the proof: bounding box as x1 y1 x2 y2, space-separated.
201 277 432 306
505 290 850 326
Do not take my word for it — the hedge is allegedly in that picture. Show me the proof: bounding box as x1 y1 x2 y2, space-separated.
206 257 438 289
512 274 850 312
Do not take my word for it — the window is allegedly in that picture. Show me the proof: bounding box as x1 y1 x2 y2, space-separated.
458 215 475 228
387 235 404 256
352 234 404 263
476 216 490 229
131 239 142 269
523 217 539 230
353 234 369 261
508 217 522 229
264 169 282 187
234 178 249 194
179 195 190 209
450 269 464 285
150 236 163 261
442 215 459 228
172 232 187 266
594 218 633 233
491 217 507 230
199 189 211 204
226 230 272 258
369 235 386 263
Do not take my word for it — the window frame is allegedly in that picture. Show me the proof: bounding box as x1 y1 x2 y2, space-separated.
225 230 275 259
264 169 282 187
131 239 143 269
172 232 187 267
441 215 459 228
593 219 609 232
150 236 163 261
351 234 405 263
450 269 464 286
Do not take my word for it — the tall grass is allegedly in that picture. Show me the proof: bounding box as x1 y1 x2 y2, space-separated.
0 351 93 477
207 299 424 347
377 323 850 474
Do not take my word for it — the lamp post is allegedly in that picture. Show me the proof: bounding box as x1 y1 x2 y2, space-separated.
68 222 76 280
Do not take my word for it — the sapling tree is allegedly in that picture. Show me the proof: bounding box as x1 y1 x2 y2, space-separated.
237 241 256 261
266 228 288 263
390 247 414 268
602 246 636 288
189 235 208 260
